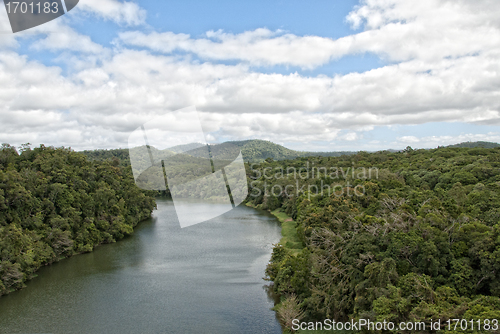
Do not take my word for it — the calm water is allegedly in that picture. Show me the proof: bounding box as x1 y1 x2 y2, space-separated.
0 199 283 334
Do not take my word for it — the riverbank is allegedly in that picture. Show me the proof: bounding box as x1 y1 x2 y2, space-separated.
245 203 354 334
0 146 157 297
246 203 306 333
245 203 303 254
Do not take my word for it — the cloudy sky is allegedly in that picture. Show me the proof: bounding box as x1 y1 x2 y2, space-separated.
0 0 499 151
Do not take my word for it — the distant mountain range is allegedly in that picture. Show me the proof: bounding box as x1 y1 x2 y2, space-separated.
225 140 356 161
81 139 500 164
445 141 500 149
82 139 356 164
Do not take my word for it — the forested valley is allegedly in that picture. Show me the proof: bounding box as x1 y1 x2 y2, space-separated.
3 140 500 333
246 146 500 332
0 144 156 296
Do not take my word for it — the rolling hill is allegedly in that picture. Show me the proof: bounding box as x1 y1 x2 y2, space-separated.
82 139 356 164
446 141 500 149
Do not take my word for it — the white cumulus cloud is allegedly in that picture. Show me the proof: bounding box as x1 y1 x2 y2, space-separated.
1 0 500 150
76 0 146 26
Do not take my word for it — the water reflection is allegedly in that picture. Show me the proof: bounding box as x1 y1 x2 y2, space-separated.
0 199 283 334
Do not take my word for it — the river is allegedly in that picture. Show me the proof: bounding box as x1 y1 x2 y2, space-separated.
0 199 283 334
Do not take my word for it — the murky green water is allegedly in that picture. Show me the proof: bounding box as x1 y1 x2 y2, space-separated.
0 199 283 334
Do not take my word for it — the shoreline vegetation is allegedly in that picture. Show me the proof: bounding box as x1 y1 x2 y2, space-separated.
246 146 500 334
0 144 156 297
246 203 347 334
245 202 303 253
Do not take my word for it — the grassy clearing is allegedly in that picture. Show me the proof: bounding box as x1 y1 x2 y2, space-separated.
271 208 303 253
245 203 303 253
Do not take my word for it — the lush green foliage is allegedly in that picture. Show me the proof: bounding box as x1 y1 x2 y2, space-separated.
81 148 130 166
0 144 156 296
247 146 500 332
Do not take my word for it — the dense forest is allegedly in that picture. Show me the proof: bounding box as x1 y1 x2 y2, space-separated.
0 144 156 297
246 146 500 333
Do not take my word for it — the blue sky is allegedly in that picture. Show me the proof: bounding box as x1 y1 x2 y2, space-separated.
19 0 380 74
134 0 361 38
0 0 499 151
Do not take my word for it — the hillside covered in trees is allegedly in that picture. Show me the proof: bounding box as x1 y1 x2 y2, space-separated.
0 144 156 296
246 146 500 332
447 141 500 149
228 140 356 161
82 139 356 164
